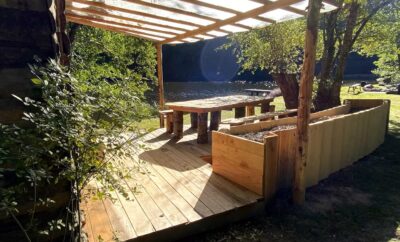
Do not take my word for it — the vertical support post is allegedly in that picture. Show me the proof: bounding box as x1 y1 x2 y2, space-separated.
156 44 165 127
173 111 183 139
197 113 208 144
261 102 270 113
55 0 70 66
294 0 323 205
246 106 255 116
263 134 279 201
235 107 246 118
209 111 221 131
190 113 198 129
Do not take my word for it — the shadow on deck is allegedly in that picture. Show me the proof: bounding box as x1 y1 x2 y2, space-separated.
82 126 264 242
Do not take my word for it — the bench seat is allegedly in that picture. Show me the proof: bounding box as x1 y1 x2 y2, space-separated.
221 109 297 126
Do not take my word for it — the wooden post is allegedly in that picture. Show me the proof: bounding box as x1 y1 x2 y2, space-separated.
173 111 183 139
235 107 246 118
156 44 165 127
190 112 198 129
55 0 70 66
246 106 255 116
263 134 279 201
197 113 208 144
209 111 221 131
261 102 270 113
294 0 323 205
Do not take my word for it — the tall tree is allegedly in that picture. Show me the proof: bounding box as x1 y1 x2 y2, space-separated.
314 0 396 110
356 2 400 82
222 20 319 109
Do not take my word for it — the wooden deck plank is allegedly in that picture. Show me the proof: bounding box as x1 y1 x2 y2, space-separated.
114 188 155 236
145 147 233 214
101 189 137 241
81 201 95 242
82 127 263 242
144 132 245 207
84 192 115 241
117 156 188 226
122 172 172 231
137 150 214 217
144 132 252 207
144 128 261 203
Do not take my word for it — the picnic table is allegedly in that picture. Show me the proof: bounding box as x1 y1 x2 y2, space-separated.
166 95 274 144
245 88 272 96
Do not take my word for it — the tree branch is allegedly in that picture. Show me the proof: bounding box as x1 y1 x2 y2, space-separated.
351 0 396 47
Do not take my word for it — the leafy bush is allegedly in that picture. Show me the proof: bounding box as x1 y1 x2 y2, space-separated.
0 58 153 239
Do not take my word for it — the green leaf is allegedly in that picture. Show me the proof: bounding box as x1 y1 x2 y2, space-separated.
31 78 42 85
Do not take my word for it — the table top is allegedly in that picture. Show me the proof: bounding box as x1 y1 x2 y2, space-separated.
166 95 274 113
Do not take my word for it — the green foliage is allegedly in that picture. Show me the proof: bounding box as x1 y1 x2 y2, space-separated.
0 26 158 239
356 4 400 82
222 20 321 74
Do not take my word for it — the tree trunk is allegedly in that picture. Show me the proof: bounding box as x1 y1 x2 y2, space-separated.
294 0 323 205
314 1 359 111
272 73 299 109
331 1 360 104
314 9 340 111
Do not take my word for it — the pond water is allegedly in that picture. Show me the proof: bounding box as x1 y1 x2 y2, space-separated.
163 81 277 101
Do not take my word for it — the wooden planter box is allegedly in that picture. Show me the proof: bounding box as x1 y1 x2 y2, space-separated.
212 99 390 198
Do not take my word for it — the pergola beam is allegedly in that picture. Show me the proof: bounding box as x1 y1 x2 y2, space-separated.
66 0 202 29
66 15 165 41
161 0 301 44
250 0 307 15
122 0 246 33
66 11 189 38
179 0 276 24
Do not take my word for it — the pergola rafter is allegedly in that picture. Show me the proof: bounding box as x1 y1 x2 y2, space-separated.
66 0 337 44
160 0 302 44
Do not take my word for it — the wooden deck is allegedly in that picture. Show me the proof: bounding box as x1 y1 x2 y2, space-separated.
82 126 264 242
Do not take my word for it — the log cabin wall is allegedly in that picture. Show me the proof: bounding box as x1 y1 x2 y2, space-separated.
0 0 58 124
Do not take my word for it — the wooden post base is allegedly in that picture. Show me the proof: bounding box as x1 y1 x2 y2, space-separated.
197 113 208 144
246 106 255 116
166 113 173 133
190 113 198 129
235 107 246 118
209 111 221 131
159 114 165 128
173 111 184 139
261 102 270 113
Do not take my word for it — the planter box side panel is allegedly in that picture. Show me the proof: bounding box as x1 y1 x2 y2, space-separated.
310 103 351 120
229 103 350 135
212 131 265 195
305 102 389 187
345 99 386 110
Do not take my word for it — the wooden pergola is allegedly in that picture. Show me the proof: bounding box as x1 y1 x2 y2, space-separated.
61 0 337 204
65 0 337 109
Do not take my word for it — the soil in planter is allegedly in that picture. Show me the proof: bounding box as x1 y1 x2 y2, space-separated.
236 115 342 143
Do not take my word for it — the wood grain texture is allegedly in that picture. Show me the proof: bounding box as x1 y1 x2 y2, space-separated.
212 132 265 195
82 126 262 242
166 95 273 113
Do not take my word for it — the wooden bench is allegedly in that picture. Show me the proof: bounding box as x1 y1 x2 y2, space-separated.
221 109 298 127
159 109 174 133
348 84 362 94
245 88 272 96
